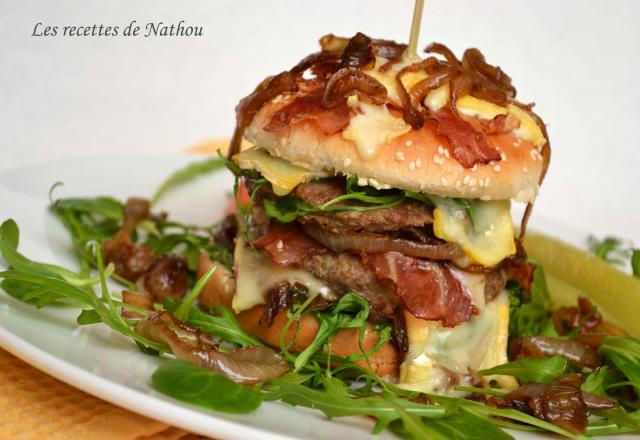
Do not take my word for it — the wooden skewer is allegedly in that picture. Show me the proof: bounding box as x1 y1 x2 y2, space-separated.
407 0 425 57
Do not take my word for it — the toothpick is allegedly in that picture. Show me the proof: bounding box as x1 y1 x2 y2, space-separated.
408 0 425 57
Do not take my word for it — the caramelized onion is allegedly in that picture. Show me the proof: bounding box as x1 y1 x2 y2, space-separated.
323 67 387 108
320 33 407 61
136 311 289 384
489 375 615 434
541 374 588 434
337 32 375 69
144 255 188 303
511 336 602 369
303 224 462 260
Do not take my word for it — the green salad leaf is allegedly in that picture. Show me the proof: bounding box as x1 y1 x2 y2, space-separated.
632 249 640 278
581 366 620 397
293 293 370 372
507 263 553 340
598 336 640 393
0 219 163 352
164 300 262 348
479 356 568 384
152 360 262 413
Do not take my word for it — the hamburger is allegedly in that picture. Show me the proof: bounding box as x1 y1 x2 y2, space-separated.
205 32 550 394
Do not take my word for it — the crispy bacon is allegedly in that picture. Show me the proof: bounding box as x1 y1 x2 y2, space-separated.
481 112 520 134
364 252 478 327
431 108 501 168
263 88 350 135
252 223 327 266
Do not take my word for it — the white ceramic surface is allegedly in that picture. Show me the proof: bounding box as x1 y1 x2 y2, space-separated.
0 155 633 439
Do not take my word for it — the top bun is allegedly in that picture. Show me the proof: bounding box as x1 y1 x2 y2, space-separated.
233 33 550 203
245 99 545 203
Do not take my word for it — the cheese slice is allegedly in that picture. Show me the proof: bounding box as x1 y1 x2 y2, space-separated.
399 291 517 395
508 104 546 148
342 99 411 160
232 147 313 196
456 95 508 120
432 197 516 267
233 237 333 313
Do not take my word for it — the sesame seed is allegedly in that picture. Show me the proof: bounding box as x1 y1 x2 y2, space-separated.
433 155 443 165
276 240 284 250
409 161 416 170
440 177 448 186
358 177 368 186
470 186 478 192
471 164 478 172
530 149 540 161
443 149 450 158
303 123 310 131
479 178 485 188
469 178 477 187
480 195 492 201
279 138 286 147
405 140 413 147
463 175 470 185
523 166 529 173
455 180 462 189
416 158 422 168
493 164 502 172
438 146 445 155
395 151 405 161
343 158 352 167
500 152 507 161
485 177 491 187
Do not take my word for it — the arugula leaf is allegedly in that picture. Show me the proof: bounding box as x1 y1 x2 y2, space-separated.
598 336 640 393
587 409 640 436
632 249 640 278
174 264 217 320
151 157 226 205
581 366 620 397
165 299 262 347
293 293 370 372
152 360 262 413
414 412 514 440
479 356 568 384
588 236 631 266
76 309 102 325
0 219 163 352
591 408 640 433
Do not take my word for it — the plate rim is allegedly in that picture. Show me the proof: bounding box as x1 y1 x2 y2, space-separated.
0 324 299 440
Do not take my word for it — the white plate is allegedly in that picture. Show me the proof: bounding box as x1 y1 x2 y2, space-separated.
0 155 630 440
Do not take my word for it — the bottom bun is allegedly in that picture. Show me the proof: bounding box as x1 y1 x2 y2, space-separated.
237 305 399 378
197 254 398 377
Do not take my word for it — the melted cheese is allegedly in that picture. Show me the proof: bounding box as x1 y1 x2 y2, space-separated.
399 291 517 395
425 83 450 111
432 198 516 267
508 104 546 148
232 147 312 196
342 99 411 160
456 95 508 120
364 56 427 107
233 238 333 313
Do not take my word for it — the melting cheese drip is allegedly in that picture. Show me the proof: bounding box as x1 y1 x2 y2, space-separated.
233 238 333 313
432 197 516 267
399 291 516 395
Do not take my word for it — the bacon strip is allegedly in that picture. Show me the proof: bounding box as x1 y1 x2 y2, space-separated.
431 108 501 168
252 224 327 266
364 252 478 327
263 88 350 135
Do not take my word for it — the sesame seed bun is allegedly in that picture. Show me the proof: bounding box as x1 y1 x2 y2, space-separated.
245 98 546 203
